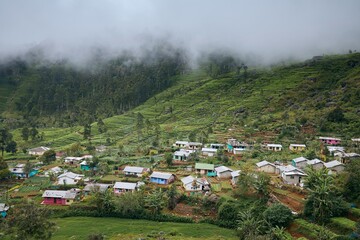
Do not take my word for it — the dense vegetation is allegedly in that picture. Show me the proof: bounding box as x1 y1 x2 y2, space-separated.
0 43 187 127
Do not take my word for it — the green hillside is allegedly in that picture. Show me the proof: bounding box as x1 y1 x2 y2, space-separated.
7 53 360 152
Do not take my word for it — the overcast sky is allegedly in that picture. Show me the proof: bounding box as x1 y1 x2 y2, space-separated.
1 0 360 64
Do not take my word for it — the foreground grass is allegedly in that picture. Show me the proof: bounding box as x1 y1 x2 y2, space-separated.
52 217 237 240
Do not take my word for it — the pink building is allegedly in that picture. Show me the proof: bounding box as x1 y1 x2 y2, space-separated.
42 189 78 205
319 137 341 145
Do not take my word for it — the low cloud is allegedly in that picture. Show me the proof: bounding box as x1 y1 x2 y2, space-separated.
1 0 360 65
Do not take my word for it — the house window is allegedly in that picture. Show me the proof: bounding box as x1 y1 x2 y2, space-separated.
67 200 70 202
290 176 294 179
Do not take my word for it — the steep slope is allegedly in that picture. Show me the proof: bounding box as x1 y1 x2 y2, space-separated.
9 53 360 151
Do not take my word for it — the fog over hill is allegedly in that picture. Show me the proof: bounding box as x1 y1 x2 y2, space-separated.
1 0 360 65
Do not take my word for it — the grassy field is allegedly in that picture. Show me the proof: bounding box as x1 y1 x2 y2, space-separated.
52 217 237 240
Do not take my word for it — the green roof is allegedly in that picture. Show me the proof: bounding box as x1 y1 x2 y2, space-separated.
195 163 215 170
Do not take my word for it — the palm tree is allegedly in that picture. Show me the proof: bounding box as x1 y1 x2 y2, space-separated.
237 210 264 240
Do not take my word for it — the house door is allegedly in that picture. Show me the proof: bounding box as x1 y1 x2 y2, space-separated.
298 177 301 184
54 198 57 203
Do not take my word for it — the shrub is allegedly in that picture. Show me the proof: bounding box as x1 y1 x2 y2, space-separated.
329 217 356 235
294 219 338 239
263 203 293 228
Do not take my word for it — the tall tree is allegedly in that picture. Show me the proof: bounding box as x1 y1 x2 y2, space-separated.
0 128 12 156
167 184 178 210
83 124 91 140
145 188 165 214
97 118 107 133
41 150 56 165
21 127 30 141
0 157 11 179
29 127 39 141
5 140 17 154
23 161 33 178
7 202 56 240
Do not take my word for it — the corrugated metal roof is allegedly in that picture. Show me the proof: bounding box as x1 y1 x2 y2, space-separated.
150 171 173 180
113 182 137 190
195 163 215 170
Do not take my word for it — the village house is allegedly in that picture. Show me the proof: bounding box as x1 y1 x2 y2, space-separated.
149 172 175 185
173 149 194 160
231 170 241 185
266 144 283 152
215 166 233 179
289 144 306 152
64 156 84 164
324 160 345 174
123 166 149 177
327 146 345 155
80 161 92 171
277 165 306 185
83 183 112 195
334 151 360 163
174 141 189 148
233 144 249 154
307 159 325 170
10 163 37 178
188 142 203 150
195 163 216 177
319 137 341 145
256 160 276 174
201 147 217 157
291 157 309 169
44 166 63 177
28 146 50 156
226 138 249 153
57 172 84 185
281 170 307 185
113 182 144 194
181 175 210 192
0 203 9 218
210 143 224 150
42 189 79 205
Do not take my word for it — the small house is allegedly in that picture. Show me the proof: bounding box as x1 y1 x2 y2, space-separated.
113 182 140 194
307 159 324 170
83 183 112 195
291 157 309 169
231 170 241 185
256 160 276 174
327 146 345 155
10 164 37 178
324 160 345 174
226 138 240 152
201 148 217 157
215 166 233 179
0 203 9 218
266 144 283 152
64 156 84 164
42 189 79 205
281 170 307 185
57 172 84 185
181 176 210 192
80 161 91 171
195 163 216 177
188 142 202 150
123 166 149 177
319 137 341 145
174 141 189 148
173 149 194 161
233 145 248 154
210 143 224 150
28 146 50 156
289 144 306 152
44 166 63 177
149 172 175 185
